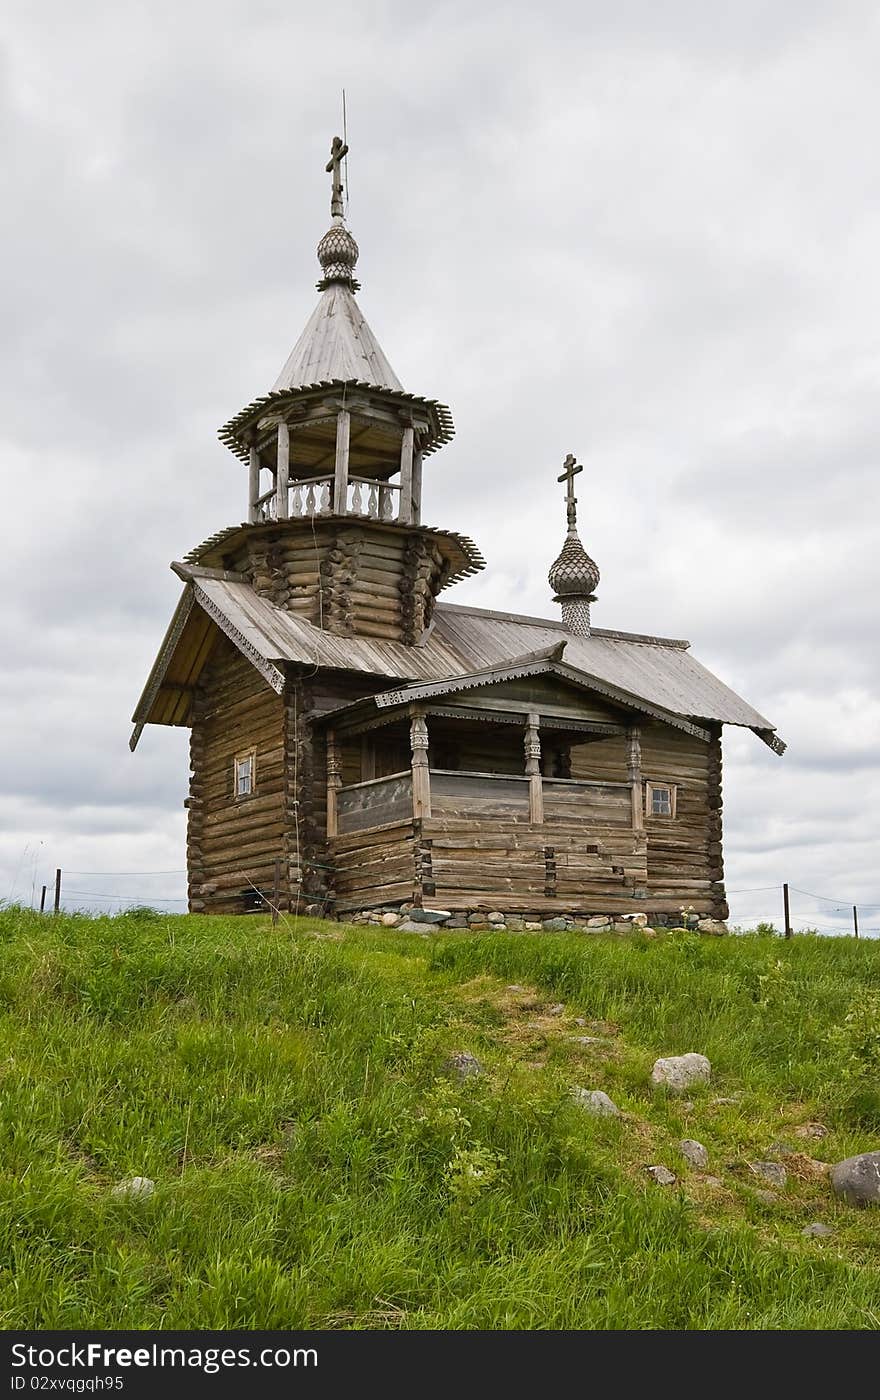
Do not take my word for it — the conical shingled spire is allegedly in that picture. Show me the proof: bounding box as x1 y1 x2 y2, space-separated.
270 135 403 394
548 453 600 636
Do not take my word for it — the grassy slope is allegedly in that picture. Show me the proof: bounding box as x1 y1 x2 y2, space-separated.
2 908 880 1330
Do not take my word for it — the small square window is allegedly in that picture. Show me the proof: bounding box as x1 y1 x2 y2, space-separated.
234 751 255 799
645 781 677 818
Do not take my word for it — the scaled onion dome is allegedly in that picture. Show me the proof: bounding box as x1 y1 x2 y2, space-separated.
548 529 600 600
317 216 360 290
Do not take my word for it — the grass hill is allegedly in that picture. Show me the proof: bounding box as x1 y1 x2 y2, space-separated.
2 907 880 1330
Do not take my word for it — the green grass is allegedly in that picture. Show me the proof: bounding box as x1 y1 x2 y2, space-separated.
2 906 880 1329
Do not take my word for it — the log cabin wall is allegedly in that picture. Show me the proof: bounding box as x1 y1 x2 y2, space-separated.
286 668 405 911
640 724 725 919
227 523 451 644
569 723 726 919
187 636 286 914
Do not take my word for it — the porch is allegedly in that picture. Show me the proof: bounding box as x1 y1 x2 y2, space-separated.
320 689 651 915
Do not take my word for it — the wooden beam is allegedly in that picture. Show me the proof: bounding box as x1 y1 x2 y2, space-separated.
334 409 351 513
326 728 342 838
248 444 261 523
399 426 414 525
410 708 431 819
411 449 423 525
524 711 544 825
276 421 290 519
627 724 644 832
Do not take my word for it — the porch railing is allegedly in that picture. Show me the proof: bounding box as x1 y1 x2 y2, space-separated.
337 771 413 835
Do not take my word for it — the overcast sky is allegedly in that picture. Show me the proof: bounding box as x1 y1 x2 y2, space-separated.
2 0 878 931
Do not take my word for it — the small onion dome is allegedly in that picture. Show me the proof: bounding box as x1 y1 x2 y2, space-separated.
317 216 360 289
548 529 600 598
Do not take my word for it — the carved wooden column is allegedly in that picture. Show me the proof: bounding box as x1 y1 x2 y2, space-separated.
399 425 414 525
524 711 544 824
410 708 431 819
248 443 261 523
334 409 350 514
276 421 290 520
627 724 644 832
326 729 342 838
411 448 423 525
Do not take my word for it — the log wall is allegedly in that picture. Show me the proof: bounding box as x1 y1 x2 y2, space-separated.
188 636 286 914
186 643 726 923
569 724 726 918
229 522 453 643
417 816 648 914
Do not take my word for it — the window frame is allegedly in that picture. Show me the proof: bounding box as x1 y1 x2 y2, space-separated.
233 748 256 800
645 780 677 819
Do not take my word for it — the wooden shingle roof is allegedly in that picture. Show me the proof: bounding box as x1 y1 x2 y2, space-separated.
131 579 785 754
270 283 403 394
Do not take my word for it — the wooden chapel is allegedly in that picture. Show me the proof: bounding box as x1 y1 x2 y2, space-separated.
132 138 784 925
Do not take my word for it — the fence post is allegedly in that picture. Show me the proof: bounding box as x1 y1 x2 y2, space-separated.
39 885 47 913
853 905 860 939
53 868 62 915
272 858 280 927
783 882 791 939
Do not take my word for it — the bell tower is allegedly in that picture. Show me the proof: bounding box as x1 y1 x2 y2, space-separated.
208 137 483 643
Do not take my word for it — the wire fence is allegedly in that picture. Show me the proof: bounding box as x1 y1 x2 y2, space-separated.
726 884 878 939
6 865 878 937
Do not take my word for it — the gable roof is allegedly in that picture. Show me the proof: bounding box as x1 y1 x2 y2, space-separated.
131 573 785 754
316 652 713 743
271 284 403 393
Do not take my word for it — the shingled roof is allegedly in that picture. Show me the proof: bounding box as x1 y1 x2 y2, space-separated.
130 577 785 755
270 283 403 394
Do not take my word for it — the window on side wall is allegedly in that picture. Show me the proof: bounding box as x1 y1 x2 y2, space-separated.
234 749 255 799
646 781 676 818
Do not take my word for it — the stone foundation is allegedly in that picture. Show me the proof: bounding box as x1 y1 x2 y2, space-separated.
340 905 728 935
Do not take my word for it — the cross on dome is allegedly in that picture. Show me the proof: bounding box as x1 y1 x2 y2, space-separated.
548 451 599 637
557 452 583 533
326 135 349 219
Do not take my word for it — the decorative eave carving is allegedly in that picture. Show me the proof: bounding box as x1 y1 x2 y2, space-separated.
191 582 285 696
129 590 196 750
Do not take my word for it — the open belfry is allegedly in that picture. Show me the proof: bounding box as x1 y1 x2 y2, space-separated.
132 138 784 926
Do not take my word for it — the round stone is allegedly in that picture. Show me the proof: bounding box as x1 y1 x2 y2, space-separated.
646 1165 676 1186
679 1139 709 1169
650 1054 711 1092
112 1176 155 1201
830 1151 880 1207
443 1052 485 1081
571 1088 620 1117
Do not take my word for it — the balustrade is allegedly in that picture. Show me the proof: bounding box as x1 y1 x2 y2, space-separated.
253 475 401 524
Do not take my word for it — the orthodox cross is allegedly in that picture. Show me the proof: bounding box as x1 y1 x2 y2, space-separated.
557 452 583 532
326 135 349 218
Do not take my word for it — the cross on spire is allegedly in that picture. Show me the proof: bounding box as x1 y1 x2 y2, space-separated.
326 135 349 219
557 452 583 532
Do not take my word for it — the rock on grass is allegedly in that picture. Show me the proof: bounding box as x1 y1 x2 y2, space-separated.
112 1176 155 1200
749 1161 787 1188
443 1052 485 1081
679 1139 708 1169
650 1053 711 1092
571 1088 620 1117
830 1151 880 1207
646 1165 676 1186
